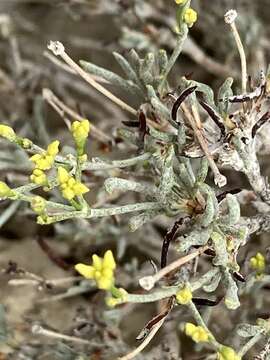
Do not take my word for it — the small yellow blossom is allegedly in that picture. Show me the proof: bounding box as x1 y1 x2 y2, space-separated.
250 252 266 273
30 140 59 171
31 196 46 214
185 323 209 343
75 250 116 290
71 120 90 155
57 167 89 201
0 181 14 197
217 346 241 360
57 166 69 183
0 124 16 142
30 169 47 185
47 140 60 156
175 0 186 4
176 286 192 305
183 8 198 27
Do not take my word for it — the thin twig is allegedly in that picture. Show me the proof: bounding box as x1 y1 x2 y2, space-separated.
139 245 208 291
42 88 112 143
47 41 137 116
44 50 109 84
185 104 227 187
32 324 96 346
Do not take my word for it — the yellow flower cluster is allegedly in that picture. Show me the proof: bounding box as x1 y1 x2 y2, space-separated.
217 346 241 360
30 169 47 185
0 181 14 198
176 286 192 305
185 323 209 343
57 167 89 201
184 8 198 27
75 250 116 290
0 124 16 142
30 141 59 171
30 141 59 185
250 252 266 273
71 120 90 156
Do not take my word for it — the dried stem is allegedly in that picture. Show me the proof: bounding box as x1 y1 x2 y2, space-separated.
225 10 247 93
139 245 208 291
42 88 112 143
47 41 137 116
32 324 97 346
184 103 227 187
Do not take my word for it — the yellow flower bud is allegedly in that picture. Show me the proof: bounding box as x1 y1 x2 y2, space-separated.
72 182 89 196
57 167 69 184
68 178 76 187
0 181 14 197
250 252 266 273
30 141 59 172
31 196 46 214
175 0 186 4
0 124 16 142
176 286 192 305
185 323 197 336
185 323 209 343
103 250 116 270
183 8 197 27
62 188 75 201
217 346 241 360
92 254 103 270
57 166 89 201
30 154 42 163
75 264 95 279
47 140 60 156
71 119 90 155
30 169 47 185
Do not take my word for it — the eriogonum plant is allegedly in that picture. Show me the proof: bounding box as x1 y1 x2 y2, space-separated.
1 1 270 359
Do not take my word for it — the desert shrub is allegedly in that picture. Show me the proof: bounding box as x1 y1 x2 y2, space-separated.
0 1 270 359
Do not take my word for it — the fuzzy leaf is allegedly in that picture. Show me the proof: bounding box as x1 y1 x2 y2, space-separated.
236 323 263 338
203 271 222 293
224 271 240 310
178 227 210 252
211 232 228 266
218 77 233 116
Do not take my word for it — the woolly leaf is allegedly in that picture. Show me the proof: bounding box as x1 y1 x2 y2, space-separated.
236 323 263 338
203 271 222 293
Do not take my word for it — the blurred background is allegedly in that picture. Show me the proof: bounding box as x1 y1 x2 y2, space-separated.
0 1 269 359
